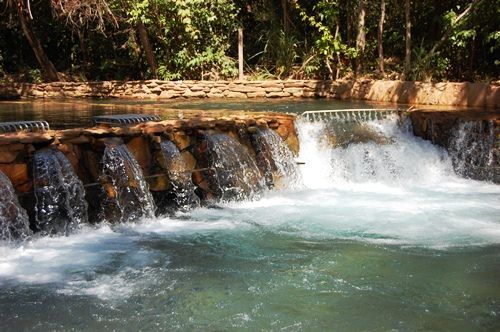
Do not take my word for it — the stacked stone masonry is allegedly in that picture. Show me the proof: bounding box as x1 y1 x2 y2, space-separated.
0 113 299 195
0 79 498 108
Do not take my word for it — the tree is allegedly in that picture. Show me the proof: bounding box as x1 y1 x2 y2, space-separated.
404 0 411 78
355 0 366 76
378 0 385 75
10 0 61 81
421 0 482 65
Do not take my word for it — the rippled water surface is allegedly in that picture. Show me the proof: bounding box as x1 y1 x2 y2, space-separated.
0 107 499 331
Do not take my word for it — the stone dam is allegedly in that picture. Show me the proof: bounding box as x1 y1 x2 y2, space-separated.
0 108 498 240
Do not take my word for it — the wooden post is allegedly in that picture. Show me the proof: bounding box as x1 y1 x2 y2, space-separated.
238 28 244 80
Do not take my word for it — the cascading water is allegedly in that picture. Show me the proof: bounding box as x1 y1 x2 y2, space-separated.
0 171 31 240
1 111 499 331
448 120 498 183
99 144 156 222
33 148 88 235
297 116 455 187
156 139 200 210
250 127 302 189
191 133 265 201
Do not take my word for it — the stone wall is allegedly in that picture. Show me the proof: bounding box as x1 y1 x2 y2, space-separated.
409 110 499 183
1 79 498 108
0 112 298 194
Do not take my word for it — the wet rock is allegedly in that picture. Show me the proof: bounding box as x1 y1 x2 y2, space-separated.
0 163 31 193
0 170 31 240
126 136 152 172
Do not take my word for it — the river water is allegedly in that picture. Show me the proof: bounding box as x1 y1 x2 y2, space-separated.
0 101 499 330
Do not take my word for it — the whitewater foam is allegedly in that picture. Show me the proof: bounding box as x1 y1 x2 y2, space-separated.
0 116 498 302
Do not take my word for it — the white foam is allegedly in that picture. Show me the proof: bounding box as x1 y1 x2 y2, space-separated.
0 116 498 300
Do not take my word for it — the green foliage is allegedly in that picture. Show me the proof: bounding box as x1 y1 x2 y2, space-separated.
0 0 497 81
123 0 238 80
27 69 43 83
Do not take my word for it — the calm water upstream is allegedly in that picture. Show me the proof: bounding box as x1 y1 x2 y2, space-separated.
0 100 499 331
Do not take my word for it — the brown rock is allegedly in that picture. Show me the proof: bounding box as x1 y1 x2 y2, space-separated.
183 90 206 98
0 144 24 163
172 131 191 150
142 123 167 135
247 91 267 98
57 128 83 140
209 87 223 94
230 86 263 93
207 92 224 98
0 163 31 193
224 91 247 98
283 87 304 94
247 126 258 134
266 91 291 98
276 125 289 140
264 87 283 93
64 136 91 144
159 90 181 99
148 174 170 191
285 133 300 156
126 136 152 172
259 81 284 88
181 151 196 170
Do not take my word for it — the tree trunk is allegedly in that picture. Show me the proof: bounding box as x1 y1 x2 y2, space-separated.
335 23 341 80
281 0 289 34
17 0 60 82
378 0 386 75
404 0 411 78
137 22 158 79
355 0 366 76
78 31 89 76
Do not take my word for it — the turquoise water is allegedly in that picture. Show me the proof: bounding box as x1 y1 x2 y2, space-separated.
0 104 499 330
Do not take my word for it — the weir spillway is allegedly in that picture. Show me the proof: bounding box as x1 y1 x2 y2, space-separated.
0 109 498 240
0 111 299 238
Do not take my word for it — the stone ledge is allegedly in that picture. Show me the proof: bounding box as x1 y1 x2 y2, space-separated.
1 79 498 108
0 112 299 193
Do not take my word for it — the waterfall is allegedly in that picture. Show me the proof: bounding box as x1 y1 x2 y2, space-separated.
191 133 265 202
157 139 200 210
296 117 454 188
0 171 31 241
100 144 156 222
33 148 88 235
448 120 498 183
250 128 302 189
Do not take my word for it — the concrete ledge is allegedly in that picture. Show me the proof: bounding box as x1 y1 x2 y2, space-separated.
1 79 498 108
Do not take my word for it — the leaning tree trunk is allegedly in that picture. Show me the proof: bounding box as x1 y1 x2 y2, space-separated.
378 0 386 75
355 0 366 77
137 22 158 79
404 0 411 78
16 0 60 82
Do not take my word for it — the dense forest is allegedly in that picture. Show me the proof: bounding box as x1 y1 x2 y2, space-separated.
0 0 498 83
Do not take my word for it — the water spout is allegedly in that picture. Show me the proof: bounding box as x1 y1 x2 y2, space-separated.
250 128 302 189
100 144 156 222
191 133 265 202
33 148 88 235
0 171 31 241
156 139 200 211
